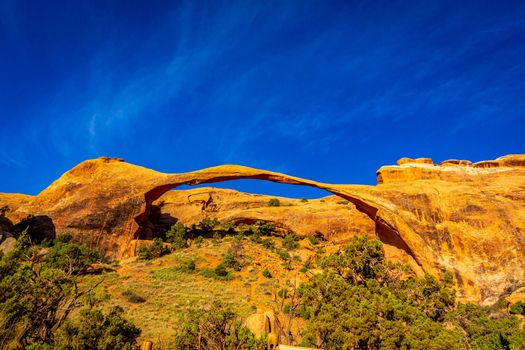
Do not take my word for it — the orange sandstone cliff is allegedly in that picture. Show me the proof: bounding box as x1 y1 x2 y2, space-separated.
1 154 525 304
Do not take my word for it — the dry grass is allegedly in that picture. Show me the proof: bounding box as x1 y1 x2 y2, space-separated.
80 235 320 346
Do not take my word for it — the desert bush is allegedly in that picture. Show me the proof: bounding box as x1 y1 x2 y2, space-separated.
298 235 525 349
261 238 275 250
307 235 320 245
250 232 262 243
166 222 188 249
199 217 220 234
222 251 242 271
56 306 140 350
300 260 313 273
262 268 272 278
268 198 280 207
122 289 146 303
0 230 140 348
180 259 196 272
282 233 300 250
509 301 525 315
173 302 266 349
200 264 233 281
195 235 204 246
137 238 168 260
278 249 291 261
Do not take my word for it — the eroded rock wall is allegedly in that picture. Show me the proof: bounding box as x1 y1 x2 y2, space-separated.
1 155 524 304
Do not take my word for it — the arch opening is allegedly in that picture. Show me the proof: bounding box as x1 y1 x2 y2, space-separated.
131 168 422 272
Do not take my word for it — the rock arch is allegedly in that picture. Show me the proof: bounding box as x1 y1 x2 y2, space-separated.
133 165 424 273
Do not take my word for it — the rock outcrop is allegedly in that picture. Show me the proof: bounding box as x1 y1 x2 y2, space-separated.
1 154 524 304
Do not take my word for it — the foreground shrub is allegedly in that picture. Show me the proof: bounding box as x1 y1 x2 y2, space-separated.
137 238 169 260
0 231 141 348
121 290 146 303
509 300 525 315
282 233 300 250
298 235 525 349
262 268 272 278
166 222 188 249
200 265 233 281
57 306 141 350
268 198 280 207
173 302 266 349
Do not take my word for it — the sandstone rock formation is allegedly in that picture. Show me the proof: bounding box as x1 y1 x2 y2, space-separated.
155 187 375 243
1 154 524 304
244 310 277 338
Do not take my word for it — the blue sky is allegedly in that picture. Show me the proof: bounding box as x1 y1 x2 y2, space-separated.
1 0 524 197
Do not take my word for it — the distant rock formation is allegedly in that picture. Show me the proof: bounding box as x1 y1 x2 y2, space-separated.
1 154 525 304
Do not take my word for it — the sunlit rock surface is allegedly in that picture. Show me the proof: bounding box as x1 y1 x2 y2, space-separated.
1 154 525 304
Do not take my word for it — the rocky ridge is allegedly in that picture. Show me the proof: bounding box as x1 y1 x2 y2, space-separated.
1 154 524 304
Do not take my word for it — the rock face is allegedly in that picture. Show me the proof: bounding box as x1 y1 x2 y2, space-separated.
155 188 375 243
1 155 525 304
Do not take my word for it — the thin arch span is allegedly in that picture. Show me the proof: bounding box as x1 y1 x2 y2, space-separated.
132 165 423 271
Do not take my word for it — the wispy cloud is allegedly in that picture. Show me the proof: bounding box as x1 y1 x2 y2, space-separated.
0 149 25 168
1 0 524 193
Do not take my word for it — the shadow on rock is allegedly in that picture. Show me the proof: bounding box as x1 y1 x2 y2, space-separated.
13 215 56 244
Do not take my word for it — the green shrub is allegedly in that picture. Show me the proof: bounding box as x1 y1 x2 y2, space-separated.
200 266 233 281
300 260 313 273
235 232 244 242
283 303 291 314
199 217 220 233
179 259 196 273
282 233 300 250
261 238 275 250
250 232 262 243
262 268 272 278
166 222 188 249
300 198 308 203
296 235 525 349
137 238 168 260
268 198 280 207
222 222 237 234
173 302 265 349
278 249 291 260
57 306 141 349
255 221 276 235
122 290 146 303
54 233 73 244
215 263 228 277
222 251 242 271
45 238 104 275
510 301 525 315
0 231 139 348
308 235 320 245
298 304 309 319
195 236 204 246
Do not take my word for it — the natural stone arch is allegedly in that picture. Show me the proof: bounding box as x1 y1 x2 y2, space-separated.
133 165 424 273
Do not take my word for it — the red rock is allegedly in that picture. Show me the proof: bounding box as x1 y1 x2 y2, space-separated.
1 155 525 304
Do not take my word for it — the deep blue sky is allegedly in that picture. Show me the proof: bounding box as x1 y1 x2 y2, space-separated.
1 1 524 198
